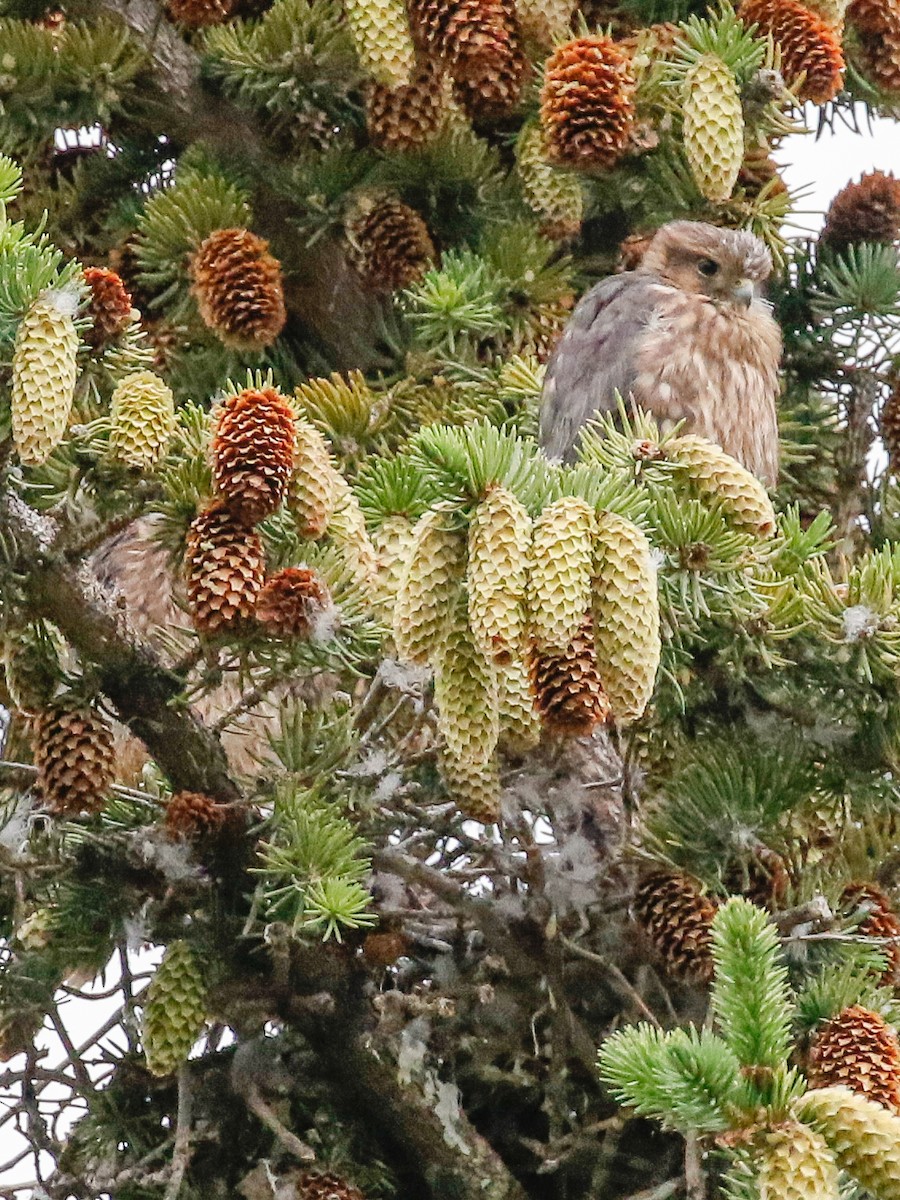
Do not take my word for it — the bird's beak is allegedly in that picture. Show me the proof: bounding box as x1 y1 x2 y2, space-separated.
732 280 755 307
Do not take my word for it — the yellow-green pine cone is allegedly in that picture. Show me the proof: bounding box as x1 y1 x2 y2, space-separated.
757 1121 840 1200
800 1086 900 1200
329 477 379 598
394 504 468 664
343 0 415 86
528 496 596 653
682 55 744 204
592 511 661 723
441 752 501 824
372 514 416 618
142 940 206 1077
497 655 541 751
11 292 80 466
666 434 776 537
516 121 584 242
109 370 176 471
289 419 341 540
516 0 576 44
467 484 532 665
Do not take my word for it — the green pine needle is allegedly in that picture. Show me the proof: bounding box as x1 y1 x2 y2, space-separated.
409 420 546 508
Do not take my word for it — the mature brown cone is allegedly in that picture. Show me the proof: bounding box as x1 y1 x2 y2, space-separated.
408 0 519 82
529 611 611 735
808 1004 900 1111
366 59 449 151
848 0 890 32
737 146 788 198
856 16 900 93
452 40 530 120
191 228 286 351
212 387 296 524
633 868 717 985
255 567 334 639
820 171 900 253
346 195 436 293
32 704 115 817
723 846 789 909
840 881 900 983
83 267 133 348
539 36 636 171
165 0 234 26
882 380 900 472
165 791 231 843
738 0 844 102
184 502 266 636
296 1173 366 1200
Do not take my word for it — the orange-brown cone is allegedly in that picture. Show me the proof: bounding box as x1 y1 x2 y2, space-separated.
808 1004 900 1112
165 791 232 842
840 881 900 983
366 59 449 151
165 0 234 27
83 267 134 348
452 41 529 121
739 0 844 103
633 868 717 985
32 704 115 817
821 171 900 253
849 0 900 93
346 195 436 293
191 228 286 351
408 0 520 83
529 611 610 735
255 567 335 639
212 387 296 524
184 502 266 636
296 1173 365 1200
539 36 636 171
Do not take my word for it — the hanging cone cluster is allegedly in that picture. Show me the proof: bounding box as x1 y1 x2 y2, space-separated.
800 1086 900 1199
191 227 286 350
11 292 79 467
109 370 176 471
516 121 584 242
633 869 717 984
185 502 266 636
882 379 900 473
289 419 340 540
142 941 207 1077
808 1005 900 1112
296 1172 366 1200
681 55 744 204
83 266 133 348
343 0 416 86
255 567 334 639
345 193 436 294
528 496 596 652
820 170 900 254
530 610 610 734
849 0 900 94
165 790 233 844
516 0 576 45
467 484 530 665
665 436 777 537
165 0 234 25
32 703 115 817
394 505 468 663
539 36 636 171
738 0 845 103
212 387 296 524
757 1121 840 1200
366 60 450 152
839 882 900 983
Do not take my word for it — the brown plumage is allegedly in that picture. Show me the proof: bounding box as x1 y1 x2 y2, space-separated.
539 220 782 485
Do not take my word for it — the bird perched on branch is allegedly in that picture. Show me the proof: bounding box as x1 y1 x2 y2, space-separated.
539 221 782 485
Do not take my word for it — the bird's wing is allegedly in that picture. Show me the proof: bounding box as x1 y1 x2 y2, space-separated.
539 273 663 462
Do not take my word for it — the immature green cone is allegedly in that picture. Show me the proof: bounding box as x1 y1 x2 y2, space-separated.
289 419 340 540
757 1121 840 1200
528 496 596 652
11 292 79 466
497 655 541 750
372 514 415 617
467 485 531 665
109 370 176 471
800 1086 900 1199
592 511 660 723
666 435 777 537
343 0 416 86
142 941 206 1077
329 477 378 598
394 504 468 664
516 121 584 242
682 55 744 204
516 0 576 45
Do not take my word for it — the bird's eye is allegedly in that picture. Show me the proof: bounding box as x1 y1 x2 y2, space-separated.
698 259 720 277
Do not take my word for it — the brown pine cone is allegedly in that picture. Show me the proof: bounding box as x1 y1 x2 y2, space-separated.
191 228 286 351
83 267 134 348
809 1004 900 1112
296 1173 366 1200
820 171 900 253
848 0 889 32
881 380 900 473
32 703 115 817
345 194 436 293
530 611 610 734
452 40 530 121
255 567 335 639
540 36 636 171
723 846 789 909
165 791 231 842
840 881 900 983
408 0 518 79
212 387 296 524
184 502 266 636
633 868 717 985
366 59 449 151
165 0 234 27
856 16 900 93
738 0 844 103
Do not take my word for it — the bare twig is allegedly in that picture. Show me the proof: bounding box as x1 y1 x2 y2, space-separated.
245 1084 316 1162
163 1066 193 1200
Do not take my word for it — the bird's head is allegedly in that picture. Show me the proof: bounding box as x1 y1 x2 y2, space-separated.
638 221 773 309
